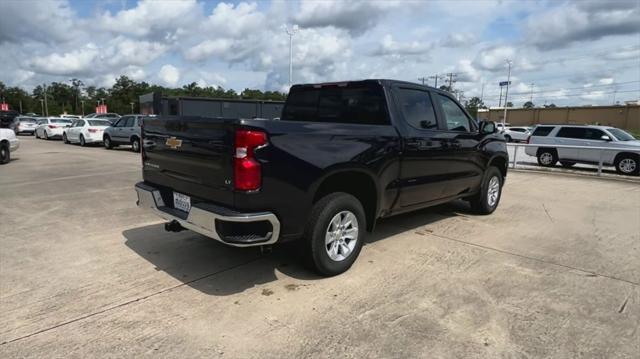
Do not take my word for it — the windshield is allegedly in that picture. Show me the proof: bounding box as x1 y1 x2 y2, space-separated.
52 119 73 124
20 118 37 123
607 128 636 141
88 120 111 126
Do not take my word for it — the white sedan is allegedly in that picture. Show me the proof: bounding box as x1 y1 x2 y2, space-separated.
34 118 73 140
1 128 19 164
63 119 112 146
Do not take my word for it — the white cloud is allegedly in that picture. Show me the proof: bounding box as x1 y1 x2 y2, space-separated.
159 65 180 86
0 0 77 44
185 39 233 61
29 44 100 76
371 35 432 56
441 33 476 48
473 46 516 72
203 2 266 37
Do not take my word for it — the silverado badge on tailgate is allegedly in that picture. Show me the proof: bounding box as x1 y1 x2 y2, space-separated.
166 136 182 149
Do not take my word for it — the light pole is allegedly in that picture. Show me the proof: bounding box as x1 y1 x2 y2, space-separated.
81 100 85 116
39 99 44 116
502 59 512 127
284 24 299 90
43 86 49 117
130 102 134 114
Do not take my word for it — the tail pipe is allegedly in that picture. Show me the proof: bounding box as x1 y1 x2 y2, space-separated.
164 220 185 232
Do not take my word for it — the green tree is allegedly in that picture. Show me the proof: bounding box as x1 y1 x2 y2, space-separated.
544 103 556 108
523 101 534 109
506 101 513 108
464 97 485 118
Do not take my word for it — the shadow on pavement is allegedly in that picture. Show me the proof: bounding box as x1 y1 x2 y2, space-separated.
123 201 470 296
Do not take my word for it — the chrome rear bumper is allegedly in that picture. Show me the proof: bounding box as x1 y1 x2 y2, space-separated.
135 182 280 247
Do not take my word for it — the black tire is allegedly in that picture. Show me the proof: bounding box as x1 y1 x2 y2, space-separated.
468 166 503 215
104 135 113 149
35 130 40 139
79 135 86 147
614 154 639 176
0 142 10 164
63 133 69 144
131 137 140 153
504 135 512 143
537 148 558 167
560 161 575 168
43 130 49 140
303 192 366 276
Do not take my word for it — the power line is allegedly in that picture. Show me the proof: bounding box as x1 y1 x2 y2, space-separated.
483 88 639 101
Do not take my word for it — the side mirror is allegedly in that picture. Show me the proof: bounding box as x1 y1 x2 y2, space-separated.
601 135 611 141
479 121 497 135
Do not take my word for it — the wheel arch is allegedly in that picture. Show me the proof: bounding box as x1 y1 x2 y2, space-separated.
488 154 508 178
311 168 379 232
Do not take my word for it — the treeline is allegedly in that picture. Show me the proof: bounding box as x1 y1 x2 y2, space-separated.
0 76 287 116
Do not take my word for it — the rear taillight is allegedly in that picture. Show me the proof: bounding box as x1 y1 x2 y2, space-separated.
234 130 267 191
48 125 58 129
88 128 98 133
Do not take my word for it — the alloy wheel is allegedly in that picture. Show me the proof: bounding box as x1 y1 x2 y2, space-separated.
324 210 359 262
487 176 500 207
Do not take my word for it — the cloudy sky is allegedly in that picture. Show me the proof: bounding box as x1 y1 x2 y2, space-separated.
1 0 639 107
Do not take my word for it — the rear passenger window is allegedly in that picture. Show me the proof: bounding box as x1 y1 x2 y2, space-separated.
395 88 438 130
437 94 472 132
557 127 587 139
282 84 389 125
124 117 135 127
532 126 554 136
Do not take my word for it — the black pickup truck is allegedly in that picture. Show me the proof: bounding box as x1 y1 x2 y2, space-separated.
135 79 507 275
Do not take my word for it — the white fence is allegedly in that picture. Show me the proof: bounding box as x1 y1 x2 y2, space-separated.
506 143 640 176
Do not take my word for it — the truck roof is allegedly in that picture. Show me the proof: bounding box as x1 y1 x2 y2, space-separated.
292 79 439 91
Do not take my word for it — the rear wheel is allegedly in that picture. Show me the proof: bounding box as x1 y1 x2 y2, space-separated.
131 137 140 152
79 135 86 146
537 148 557 167
0 142 10 164
504 135 512 142
104 135 113 149
304 192 365 276
615 155 639 176
560 161 575 168
468 166 503 215
63 133 69 144
35 130 39 139
43 130 49 140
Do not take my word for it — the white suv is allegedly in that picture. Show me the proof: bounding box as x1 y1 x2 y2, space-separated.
525 125 640 176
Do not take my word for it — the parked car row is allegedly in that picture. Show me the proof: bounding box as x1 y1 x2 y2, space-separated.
31 114 144 152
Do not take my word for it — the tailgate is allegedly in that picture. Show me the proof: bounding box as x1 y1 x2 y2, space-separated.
142 116 236 207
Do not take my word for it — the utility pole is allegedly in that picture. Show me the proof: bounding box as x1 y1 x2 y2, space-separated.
19 100 23 114
502 59 512 127
43 85 49 117
130 102 134 113
39 99 44 116
418 77 428 85
480 82 485 103
284 24 299 90
529 83 534 102
498 86 503 107
445 72 457 92
81 100 85 116
428 74 440 88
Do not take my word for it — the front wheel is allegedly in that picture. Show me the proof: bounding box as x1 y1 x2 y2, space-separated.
615 155 639 176
43 130 49 140
304 192 365 276
79 135 86 146
131 137 140 153
0 142 10 164
104 136 113 149
63 133 69 144
468 166 503 215
537 149 557 167
504 135 512 142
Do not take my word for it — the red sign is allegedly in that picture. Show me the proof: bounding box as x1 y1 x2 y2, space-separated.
0 103 8 111
95 104 108 114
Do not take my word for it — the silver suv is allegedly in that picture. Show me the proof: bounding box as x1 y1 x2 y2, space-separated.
103 115 143 152
525 125 639 175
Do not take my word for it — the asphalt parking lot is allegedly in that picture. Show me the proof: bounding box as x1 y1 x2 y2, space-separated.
1 136 639 358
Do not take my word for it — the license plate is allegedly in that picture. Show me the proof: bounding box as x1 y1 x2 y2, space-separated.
173 192 191 213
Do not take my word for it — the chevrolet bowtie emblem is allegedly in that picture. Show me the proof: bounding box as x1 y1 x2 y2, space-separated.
166 137 182 149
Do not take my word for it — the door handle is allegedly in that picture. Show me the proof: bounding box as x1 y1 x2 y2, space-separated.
448 140 461 149
406 140 431 149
